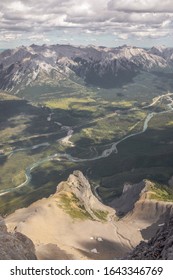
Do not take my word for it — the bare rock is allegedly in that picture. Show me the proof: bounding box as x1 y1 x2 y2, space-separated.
0 216 37 260
126 216 173 260
57 170 115 221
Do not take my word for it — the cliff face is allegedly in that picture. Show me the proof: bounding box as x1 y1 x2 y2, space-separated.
4 171 173 260
111 180 173 224
0 216 37 260
6 171 124 260
127 216 173 260
58 170 115 221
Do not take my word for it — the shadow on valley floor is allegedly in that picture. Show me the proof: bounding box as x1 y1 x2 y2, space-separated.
87 125 173 202
78 239 130 260
36 243 74 260
0 156 7 166
0 100 41 122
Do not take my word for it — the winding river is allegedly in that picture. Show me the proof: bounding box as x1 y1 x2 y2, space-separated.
0 93 173 197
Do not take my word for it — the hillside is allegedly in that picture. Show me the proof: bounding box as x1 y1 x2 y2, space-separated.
6 171 130 260
0 44 173 260
0 44 173 218
5 171 173 260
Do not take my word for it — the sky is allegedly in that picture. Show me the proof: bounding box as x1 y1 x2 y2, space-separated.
0 0 173 49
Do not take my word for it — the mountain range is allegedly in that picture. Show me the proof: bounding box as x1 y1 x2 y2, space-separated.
0 43 173 260
0 44 173 93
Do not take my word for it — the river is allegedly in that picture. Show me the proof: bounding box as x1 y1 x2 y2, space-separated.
0 92 173 197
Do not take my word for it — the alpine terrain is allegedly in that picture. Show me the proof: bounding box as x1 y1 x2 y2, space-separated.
0 44 173 259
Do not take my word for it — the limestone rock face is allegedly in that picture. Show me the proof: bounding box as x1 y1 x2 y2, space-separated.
126 216 173 260
5 171 124 260
110 180 173 224
57 170 115 221
0 216 37 260
4 171 173 260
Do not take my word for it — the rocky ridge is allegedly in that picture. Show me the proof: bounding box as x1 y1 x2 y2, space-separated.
57 170 115 221
4 171 173 259
5 171 121 260
0 44 173 92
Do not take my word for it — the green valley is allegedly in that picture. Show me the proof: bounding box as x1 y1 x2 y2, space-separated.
0 69 173 215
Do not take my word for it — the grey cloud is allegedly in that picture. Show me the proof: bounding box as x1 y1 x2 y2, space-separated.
4 14 27 21
108 0 173 13
110 13 172 25
0 0 172 43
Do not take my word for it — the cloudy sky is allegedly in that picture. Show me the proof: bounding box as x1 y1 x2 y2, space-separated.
0 0 173 48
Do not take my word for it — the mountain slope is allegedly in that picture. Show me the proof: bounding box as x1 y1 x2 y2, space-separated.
126 216 173 260
0 44 172 92
5 171 173 260
5 171 140 260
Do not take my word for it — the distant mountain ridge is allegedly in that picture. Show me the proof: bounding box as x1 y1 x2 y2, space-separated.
0 44 173 93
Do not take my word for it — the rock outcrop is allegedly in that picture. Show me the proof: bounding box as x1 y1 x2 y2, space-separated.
110 179 173 245
58 170 115 221
111 180 173 224
126 216 173 260
109 180 146 217
0 216 37 260
5 171 125 260
4 172 173 260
